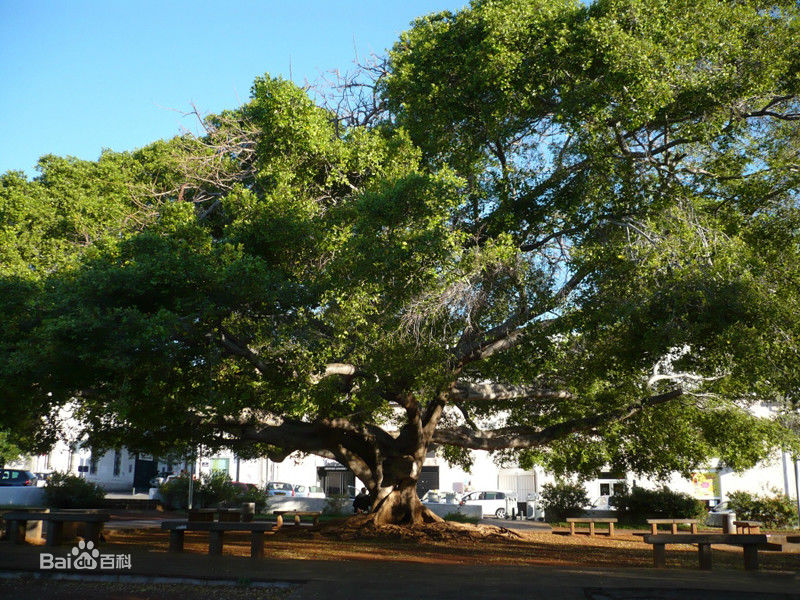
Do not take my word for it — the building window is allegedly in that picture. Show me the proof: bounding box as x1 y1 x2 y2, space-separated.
600 483 610 496
612 482 626 495
113 450 122 477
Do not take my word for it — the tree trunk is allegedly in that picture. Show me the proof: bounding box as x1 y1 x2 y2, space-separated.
371 479 443 525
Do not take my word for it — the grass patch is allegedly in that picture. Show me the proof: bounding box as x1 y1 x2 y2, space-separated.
443 512 480 524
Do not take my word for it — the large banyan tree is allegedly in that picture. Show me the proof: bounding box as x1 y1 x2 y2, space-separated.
2 0 800 524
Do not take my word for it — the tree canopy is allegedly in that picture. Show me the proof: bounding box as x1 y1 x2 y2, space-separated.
2 0 799 524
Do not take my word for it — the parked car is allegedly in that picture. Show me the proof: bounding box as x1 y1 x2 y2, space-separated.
421 489 459 504
293 484 325 498
706 501 735 527
460 490 516 518
0 469 37 486
266 481 295 496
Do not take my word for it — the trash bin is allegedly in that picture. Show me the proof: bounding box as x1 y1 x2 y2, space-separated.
722 512 736 534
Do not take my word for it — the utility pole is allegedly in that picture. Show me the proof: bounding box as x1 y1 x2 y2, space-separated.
794 455 799 529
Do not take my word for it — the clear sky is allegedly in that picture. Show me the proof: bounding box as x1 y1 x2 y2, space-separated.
0 1 466 176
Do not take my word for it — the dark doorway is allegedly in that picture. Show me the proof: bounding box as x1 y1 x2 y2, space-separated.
133 457 157 493
416 466 439 496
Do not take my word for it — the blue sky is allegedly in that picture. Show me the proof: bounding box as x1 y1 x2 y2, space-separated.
0 1 466 176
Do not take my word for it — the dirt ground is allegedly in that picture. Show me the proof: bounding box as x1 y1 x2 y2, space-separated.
91 519 800 572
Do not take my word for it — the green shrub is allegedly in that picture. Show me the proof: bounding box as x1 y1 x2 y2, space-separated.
727 490 798 529
540 481 588 522
195 471 239 508
159 472 268 511
43 472 106 509
322 494 351 516
610 485 705 521
238 486 269 513
158 475 192 510
443 511 480 524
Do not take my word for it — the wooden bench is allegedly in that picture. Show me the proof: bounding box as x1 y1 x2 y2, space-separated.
3 510 109 547
161 520 274 558
733 520 762 534
566 517 617 537
273 510 321 529
647 518 700 535
643 533 767 570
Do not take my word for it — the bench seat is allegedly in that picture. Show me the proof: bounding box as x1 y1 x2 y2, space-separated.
3 511 109 547
646 518 700 535
272 510 321 528
161 520 275 557
732 520 763 534
643 533 767 570
566 517 617 537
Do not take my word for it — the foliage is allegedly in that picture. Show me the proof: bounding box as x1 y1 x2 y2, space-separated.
443 511 480 524
609 485 705 521
158 475 193 511
727 490 798 529
158 472 268 511
0 430 25 467
540 481 589 522
43 472 106 509
322 494 352 517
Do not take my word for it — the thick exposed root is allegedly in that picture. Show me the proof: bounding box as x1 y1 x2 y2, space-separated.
371 488 444 526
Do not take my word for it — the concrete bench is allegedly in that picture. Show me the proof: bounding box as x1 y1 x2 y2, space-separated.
161 519 274 558
566 517 617 537
3 510 109 547
646 518 700 535
273 510 321 528
643 533 767 570
733 520 762 534
188 507 253 523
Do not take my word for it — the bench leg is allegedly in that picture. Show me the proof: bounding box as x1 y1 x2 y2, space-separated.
294 514 301 526
46 521 63 547
275 515 283 529
671 523 678 535
168 529 184 553
608 523 615 537
690 523 697 534
589 522 595 537
251 531 264 558
743 545 759 571
653 543 666 568
650 524 657 535
313 515 319 527
8 520 27 544
208 530 224 555
569 522 575 535
698 543 712 570
84 523 101 546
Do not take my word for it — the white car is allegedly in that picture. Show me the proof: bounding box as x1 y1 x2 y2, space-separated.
421 489 459 504
460 490 516 518
294 484 326 498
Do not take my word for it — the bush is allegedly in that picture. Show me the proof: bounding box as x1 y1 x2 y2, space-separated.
159 472 269 511
610 485 705 521
540 481 588 522
322 494 351 516
44 472 106 509
158 475 192 510
727 490 798 529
